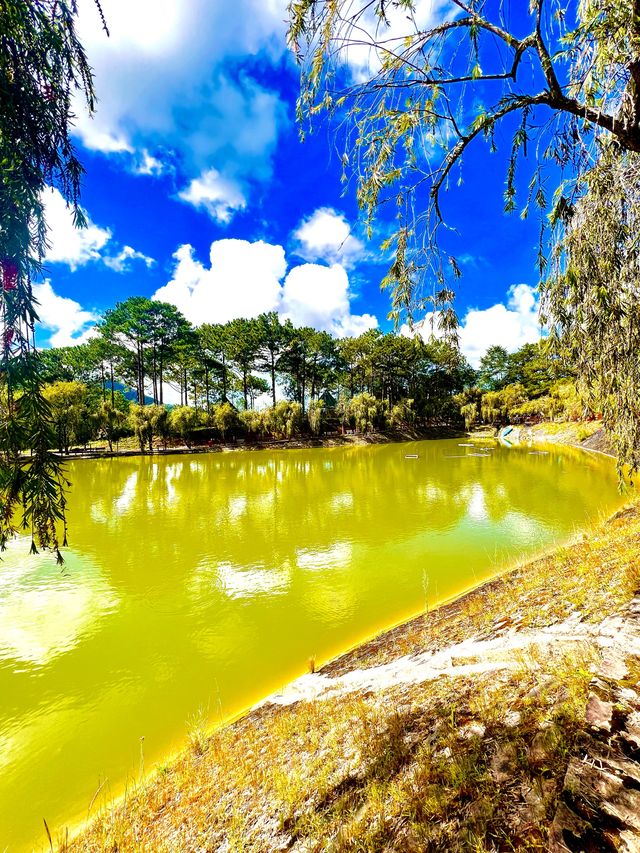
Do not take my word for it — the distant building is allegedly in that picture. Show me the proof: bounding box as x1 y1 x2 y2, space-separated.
319 390 337 409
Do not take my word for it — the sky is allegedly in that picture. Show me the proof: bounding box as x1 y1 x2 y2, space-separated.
34 0 546 367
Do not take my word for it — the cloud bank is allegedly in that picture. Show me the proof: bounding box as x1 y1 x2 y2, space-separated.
34 282 98 348
153 238 377 337
403 283 542 366
42 187 154 272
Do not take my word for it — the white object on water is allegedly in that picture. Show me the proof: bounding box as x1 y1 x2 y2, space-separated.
405 454 419 459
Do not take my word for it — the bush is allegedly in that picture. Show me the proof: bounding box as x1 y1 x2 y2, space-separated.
388 398 414 428
510 397 553 422
263 401 303 439
549 381 583 422
129 404 155 451
307 399 325 436
96 399 129 451
213 402 239 440
168 406 200 446
480 383 527 425
348 392 381 434
460 401 478 430
43 380 91 452
239 409 264 438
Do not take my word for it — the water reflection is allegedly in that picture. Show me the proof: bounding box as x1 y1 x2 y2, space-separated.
0 550 118 667
0 439 626 851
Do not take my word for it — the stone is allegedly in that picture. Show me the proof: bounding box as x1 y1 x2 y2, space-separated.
489 742 518 784
620 711 640 753
618 829 640 853
459 722 486 740
564 757 640 832
599 654 629 681
528 728 559 767
585 692 614 733
504 710 521 728
548 801 592 853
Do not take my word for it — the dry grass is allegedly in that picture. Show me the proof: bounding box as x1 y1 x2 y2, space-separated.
64 502 640 853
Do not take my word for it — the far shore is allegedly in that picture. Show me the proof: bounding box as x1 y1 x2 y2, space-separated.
34 419 612 462
48 424 467 461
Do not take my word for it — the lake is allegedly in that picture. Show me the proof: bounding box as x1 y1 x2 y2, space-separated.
0 438 626 850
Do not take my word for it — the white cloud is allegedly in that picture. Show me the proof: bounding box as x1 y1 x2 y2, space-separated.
135 150 166 176
33 281 98 347
103 245 155 273
74 0 288 192
403 284 542 367
152 239 377 336
333 0 452 82
153 240 286 325
293 208 365 268
43 186 154 273
281 263 377 336
178 169 247 224
43 187 111 271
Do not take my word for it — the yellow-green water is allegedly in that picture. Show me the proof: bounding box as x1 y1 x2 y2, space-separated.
0 438 627 850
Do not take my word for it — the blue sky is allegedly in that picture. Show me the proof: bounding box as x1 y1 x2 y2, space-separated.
35 0 546 366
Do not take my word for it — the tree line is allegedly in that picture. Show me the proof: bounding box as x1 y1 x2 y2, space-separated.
37 295 474 450
455 344 580 431
35 295 584 453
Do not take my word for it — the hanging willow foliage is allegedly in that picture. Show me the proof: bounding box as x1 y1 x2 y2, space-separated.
0 0 106 561
542 145 640 479
288 0 640 324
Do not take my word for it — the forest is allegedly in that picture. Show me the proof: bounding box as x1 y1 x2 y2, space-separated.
36 295 580 453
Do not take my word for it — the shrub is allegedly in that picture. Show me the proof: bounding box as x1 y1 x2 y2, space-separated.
460 401 478 430
168 406 200 446
348 392 381 434
307 399 325 436
239 409 264 438
388 398 414 428
263 401 303 439
213 402 239 440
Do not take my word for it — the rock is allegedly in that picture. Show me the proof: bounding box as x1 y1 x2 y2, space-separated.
618 829 640 853
585 692 613 733
521 781 549 824
548 800 592 852
489 742 518 784
504 711 521 728
564 756 640 832
600 654 629 681
459 722 486 740
528 728 559 767
620 711 640 754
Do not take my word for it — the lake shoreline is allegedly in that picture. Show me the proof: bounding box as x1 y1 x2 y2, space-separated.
52 424 466 461
62 423 640 852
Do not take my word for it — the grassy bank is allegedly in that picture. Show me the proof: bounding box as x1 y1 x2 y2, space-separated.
63 482 640 850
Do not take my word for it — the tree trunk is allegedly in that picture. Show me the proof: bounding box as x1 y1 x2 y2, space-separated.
270 352 276 407
152 344 158 404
